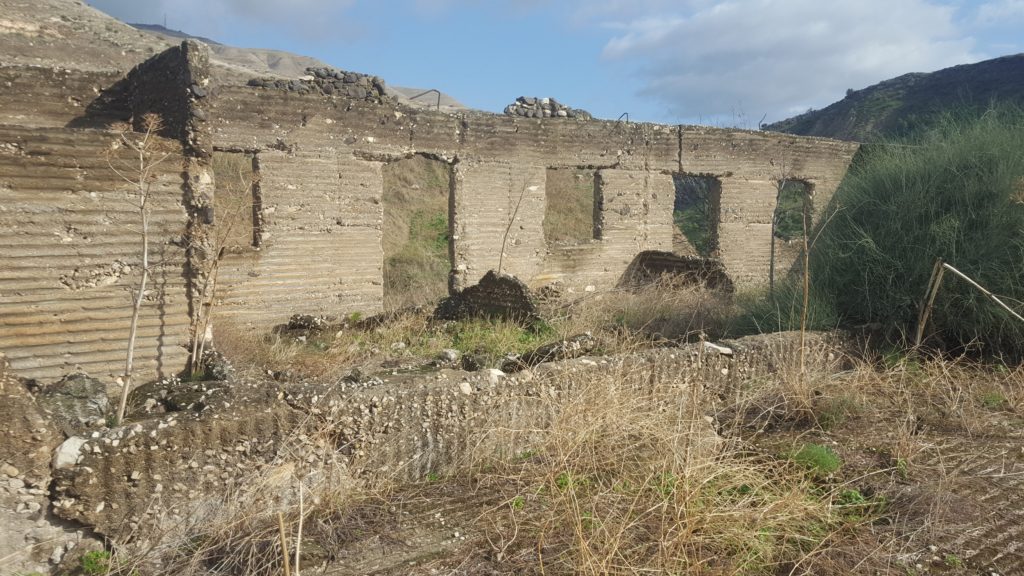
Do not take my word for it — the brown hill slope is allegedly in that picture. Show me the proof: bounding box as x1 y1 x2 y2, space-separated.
1 0 466 110
0 0 167 71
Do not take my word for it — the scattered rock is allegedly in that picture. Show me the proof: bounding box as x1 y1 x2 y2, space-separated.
200 349 234 381
129 376 226 415
501 333 597 373
286 313 331 332
486 368 506 385
271 369 295 382
342 368 364 384
434 348 461 368
52 436 87 470
460 352 486 372
702 342 734 356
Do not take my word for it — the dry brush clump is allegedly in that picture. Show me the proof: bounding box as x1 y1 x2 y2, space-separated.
463 363 847 575
550 278 738 345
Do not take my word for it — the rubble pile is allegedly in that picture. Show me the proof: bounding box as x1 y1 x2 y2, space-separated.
503 96 592 120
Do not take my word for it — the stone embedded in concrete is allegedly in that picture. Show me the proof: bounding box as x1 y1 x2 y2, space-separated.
34 373 109 437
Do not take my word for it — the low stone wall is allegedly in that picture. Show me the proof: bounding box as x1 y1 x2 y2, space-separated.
247 66 390 102
0 355 100 574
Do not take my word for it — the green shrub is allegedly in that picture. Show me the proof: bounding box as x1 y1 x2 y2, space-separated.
980 391 1008 410
790 443 842 476
734 282 840 336
80 550 111 576
791 105 1024 356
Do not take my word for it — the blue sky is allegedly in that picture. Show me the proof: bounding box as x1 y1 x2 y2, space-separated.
86 0 1024 125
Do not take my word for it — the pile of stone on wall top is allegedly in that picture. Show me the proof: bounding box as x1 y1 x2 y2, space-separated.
504 96 592 120
246 66 390 103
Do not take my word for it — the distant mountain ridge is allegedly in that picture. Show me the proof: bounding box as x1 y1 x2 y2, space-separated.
764 54 1024 142
130 23 221 46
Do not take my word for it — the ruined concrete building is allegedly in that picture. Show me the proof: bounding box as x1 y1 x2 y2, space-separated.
0 40 859 385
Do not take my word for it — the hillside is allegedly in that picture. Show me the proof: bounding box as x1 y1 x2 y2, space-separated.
131 23 466 110
0 0 168 72
764 53 1024 141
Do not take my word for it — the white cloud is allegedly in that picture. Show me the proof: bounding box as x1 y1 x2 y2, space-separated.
595 0 980 123
975 0 1024 25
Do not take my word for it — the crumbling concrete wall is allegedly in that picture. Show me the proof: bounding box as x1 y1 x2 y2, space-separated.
207 84 857 330
48 331 844 543
211 150 387 330
681 126 856 287
0 41 211 385
0 41 860 380
0 67 127 128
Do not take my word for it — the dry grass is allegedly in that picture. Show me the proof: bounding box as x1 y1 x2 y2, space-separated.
549 278 738 344
105 346 1024 575
214 281 738 381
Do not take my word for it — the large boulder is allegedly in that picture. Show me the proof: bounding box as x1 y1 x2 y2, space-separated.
434 270 540 324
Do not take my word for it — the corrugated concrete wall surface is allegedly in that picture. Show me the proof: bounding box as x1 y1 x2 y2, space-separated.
0 125 190 383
